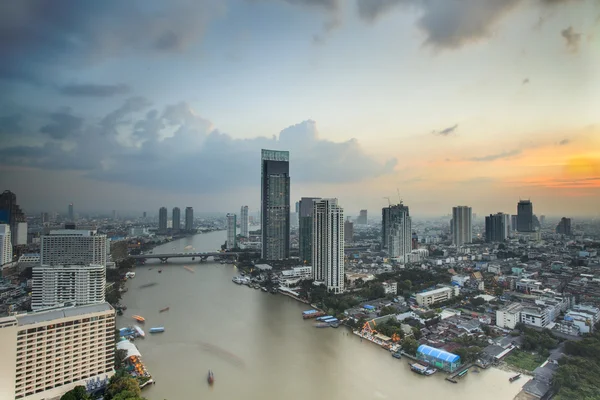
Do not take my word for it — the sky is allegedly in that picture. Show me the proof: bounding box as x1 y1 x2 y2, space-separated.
0 0 599 218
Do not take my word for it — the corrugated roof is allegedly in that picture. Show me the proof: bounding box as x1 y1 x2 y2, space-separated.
417 344 460 363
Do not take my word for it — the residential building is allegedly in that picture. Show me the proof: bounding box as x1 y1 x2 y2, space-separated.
572 304 600 325
299 197 320 265
0 190 27 246
15 221 27 245
313 199 344 294
511 215 518 231
172 207 181 231
517 199 534 232
416 345 461 372
226 214 237 250
1 224 12 265
357 209 367 225
451 275 470 287
415 286 458 307
41 230 108 266
382 281 397 295
0 303 115 400
68 203 74 221
158 207 167 231
185 207 193 231
32 264 106 310
496 303 523 329
556 217 572 236
520 306 550 328
516 278 542 293
451 206 472 246
281 266 312 280
344 218 354 243
485 213 508 242
261 149 290 260
240 206 249 238
382 203 411 261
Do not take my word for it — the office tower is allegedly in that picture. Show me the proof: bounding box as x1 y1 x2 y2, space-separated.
0 224 12 265
299 197 320 265
344 218 354 243
14 221 27 245
451 206 472 246
240 206 249 238
185 207 194 231
556 217 572 236
112 210 116 220
143 211 147 218
357 209 368 225
68 203 74 221
517 200 534 232
295 201 299 215
485 213 507 242
261 149 290 260
32 264 106 310
511 215 518 231
226 213 237 249
540 215 546 226
382 203 412 261
412 232 419 249
172 207 181 231
158 207 167 231
312 199 344 294
532 214 540 230
0 190 26 246
503 213 511 238
40 230 108 266
41 212 49 223
0 303 115 400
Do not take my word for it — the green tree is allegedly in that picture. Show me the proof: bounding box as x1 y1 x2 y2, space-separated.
60 386 90 400
115 348 128 370
379 306 396 317
401 337 419 356
105 372 142 400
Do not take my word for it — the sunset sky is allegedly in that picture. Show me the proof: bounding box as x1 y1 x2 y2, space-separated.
0 0 599 217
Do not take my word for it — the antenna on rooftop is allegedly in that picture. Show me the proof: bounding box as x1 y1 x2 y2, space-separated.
397 188 403 205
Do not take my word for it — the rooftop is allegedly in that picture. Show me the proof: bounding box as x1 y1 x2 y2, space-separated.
417 287 453 296
15 303 113 327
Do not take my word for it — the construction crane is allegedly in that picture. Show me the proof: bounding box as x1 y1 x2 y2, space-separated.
396 188 403 205
383 197 391 206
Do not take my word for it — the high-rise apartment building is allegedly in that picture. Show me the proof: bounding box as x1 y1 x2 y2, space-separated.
226 213 237 249
357 209 368 225
172 207 181 231
68 203 74 221
312 199 344 294
0 190 26 246
240 206 249 238
185 207 194 231
382 203 412 261
485 213 507 242
0 224 12 266
158 207 167 231
32 264 106 310
511 215 518 231
540 215 546 226
261 149 290 260
344 218 354 243
0 303 115 400
556 217 572 236
451 206 472 246
40 230 107 266
517 200 534 232
299 197 320 265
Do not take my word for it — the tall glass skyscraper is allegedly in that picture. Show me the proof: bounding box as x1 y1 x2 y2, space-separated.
261 149 290 260
382 203 412 261
517 200 534 232
451 206 472 246
299 197 320 265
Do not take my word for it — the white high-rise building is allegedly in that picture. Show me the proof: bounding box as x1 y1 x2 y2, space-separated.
0 224 12 266
41 230 107 266
0 303 115 400
226 213 237 249
240 206 249 238
451 206 472 246
32 264 106 311
312 199 345 294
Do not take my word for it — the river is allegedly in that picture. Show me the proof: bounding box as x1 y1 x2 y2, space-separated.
117 230 526 400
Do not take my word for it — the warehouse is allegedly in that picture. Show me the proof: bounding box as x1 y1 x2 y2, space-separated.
416 344 461 372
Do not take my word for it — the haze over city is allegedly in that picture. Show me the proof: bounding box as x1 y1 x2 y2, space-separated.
0 0 599 216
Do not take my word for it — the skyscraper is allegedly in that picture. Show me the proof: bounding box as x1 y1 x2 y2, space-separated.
68 203 74 221
261 149 290 260
158 207 167 231
0 224 12 266
451 206 472 246
185 207 194 231
172 207 181 231
240 206 249 238
382 203 412 261
517 200 534 232
0 190 26 246
312 199 344 294
226 213 237 249
344 218 354 243
556 217 572 236
299 197 320 265
357 209 368 225
40 230 108 266
511 215 518 231
485 213 507 242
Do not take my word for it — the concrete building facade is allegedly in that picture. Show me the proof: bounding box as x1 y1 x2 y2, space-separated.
298 197 320 266
172 207 181 231
226 213 237 250
312 199 344 294
240 206 249 238
416 287 458 307
158 207 167 231
451 206 472 246
261 149 290 260
41 230 107 267
0 224 12 266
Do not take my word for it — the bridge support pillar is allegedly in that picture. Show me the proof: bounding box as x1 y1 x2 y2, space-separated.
199 256 208 263
159 258 168 264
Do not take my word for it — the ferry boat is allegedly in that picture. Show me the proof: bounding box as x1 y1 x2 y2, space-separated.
207 370 214 385
330 321 340 328
149 327 165 334
314 322 330 328
132 315 145 323
159 307 170 313
410 363 437 376
261 287 268 292
509 373 521 382
133 326 145 338
392 351 402 359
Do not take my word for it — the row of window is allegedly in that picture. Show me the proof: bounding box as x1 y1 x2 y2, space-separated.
15 366 113 398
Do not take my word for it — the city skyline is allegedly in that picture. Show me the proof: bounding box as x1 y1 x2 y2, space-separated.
0 1 598 216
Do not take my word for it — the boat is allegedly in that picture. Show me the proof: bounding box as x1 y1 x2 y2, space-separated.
509 373 522 383
330 321 340 328
207 370 214 385
117 309 123 316
456 369 469 378
132 315 145 323
410 363 437 376
270 287 278 294
158 270 162 273
149 327 165 334
159 307 170 313
392 352 402 359
314 323 330 328
133 326 145 338
261 287 268 292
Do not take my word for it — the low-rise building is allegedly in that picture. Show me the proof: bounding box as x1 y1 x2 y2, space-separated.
281 266 312 280
382 281 397 295
416 286 458 307
496 303 523 329
520 306 550 328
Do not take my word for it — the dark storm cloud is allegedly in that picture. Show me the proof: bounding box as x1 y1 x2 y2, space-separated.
39 110 84 139
431 124 458 136
0 103 396 194
468 149 522 162
561 26 581 51
59 83 131 97
0 114 23 134
0 1 223 83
